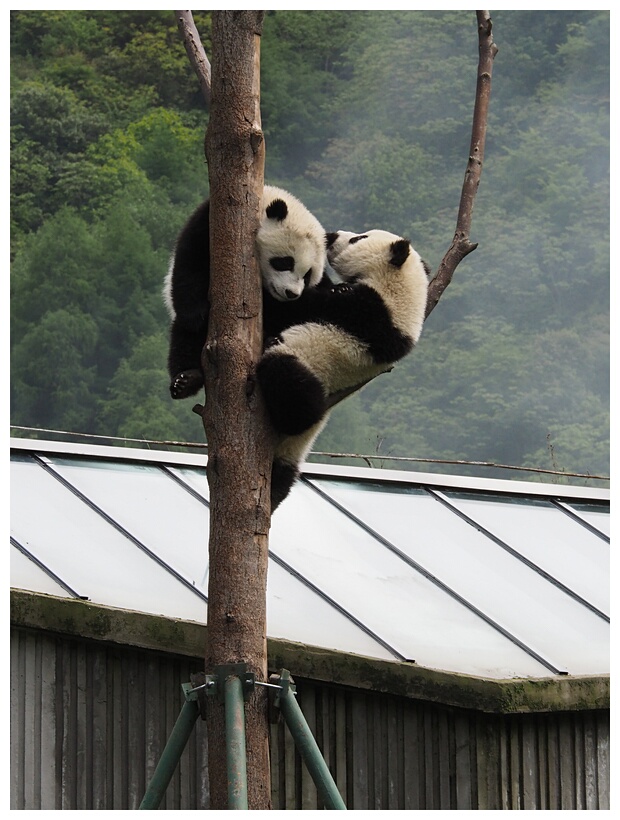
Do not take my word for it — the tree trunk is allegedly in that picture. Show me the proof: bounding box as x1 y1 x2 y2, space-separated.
202 10 271 810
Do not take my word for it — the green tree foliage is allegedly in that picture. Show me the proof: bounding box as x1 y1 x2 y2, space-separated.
10 10 609 484
101 334 203 443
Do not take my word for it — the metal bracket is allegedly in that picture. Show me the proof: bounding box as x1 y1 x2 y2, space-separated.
185 672 214 719
274 668 296 704
212 663 255 703
184 664 256 716
268 668 296 722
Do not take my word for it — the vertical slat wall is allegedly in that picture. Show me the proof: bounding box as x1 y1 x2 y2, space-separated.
11 630 210 810
11 629 609 810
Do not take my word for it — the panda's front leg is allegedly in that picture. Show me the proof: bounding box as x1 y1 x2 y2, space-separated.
167 318 207 399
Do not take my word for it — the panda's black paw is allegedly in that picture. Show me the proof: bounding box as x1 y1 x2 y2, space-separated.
264 334 284 350
331 283 354 294
170 369 204 399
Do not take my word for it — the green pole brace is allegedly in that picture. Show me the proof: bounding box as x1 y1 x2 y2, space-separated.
138 683 201 810
223 671 249 810
274 670 347 810
139 666 346 810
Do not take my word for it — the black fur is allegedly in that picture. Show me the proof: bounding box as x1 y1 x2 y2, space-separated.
271 460 299 513
312 282 413 364
256 352 326 436
166 197 329 399
265 198 288 221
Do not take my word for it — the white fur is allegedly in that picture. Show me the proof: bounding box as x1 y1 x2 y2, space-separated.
257 185 326 301
274 417 331 471
268 322 386 397
162 258 175 319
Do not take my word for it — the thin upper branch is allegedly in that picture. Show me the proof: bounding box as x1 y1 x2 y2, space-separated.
425 10 498 318
175 10 212 106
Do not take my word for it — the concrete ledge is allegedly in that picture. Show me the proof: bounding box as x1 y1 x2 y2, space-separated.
11 589 609 714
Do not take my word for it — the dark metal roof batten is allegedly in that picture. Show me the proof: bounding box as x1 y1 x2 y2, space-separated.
11 535 85 599
551 499 611 543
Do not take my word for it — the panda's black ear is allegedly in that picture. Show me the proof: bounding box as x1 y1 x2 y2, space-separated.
389 238 411 268
266 198 288 222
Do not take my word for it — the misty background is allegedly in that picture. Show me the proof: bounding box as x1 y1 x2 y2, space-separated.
10 10 609 486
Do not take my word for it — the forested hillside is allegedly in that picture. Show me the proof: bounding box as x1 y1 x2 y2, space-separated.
10 10 609 485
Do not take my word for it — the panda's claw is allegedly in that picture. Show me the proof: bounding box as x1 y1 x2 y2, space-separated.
170 369 204 399
331 283 354 294
264 334 284 350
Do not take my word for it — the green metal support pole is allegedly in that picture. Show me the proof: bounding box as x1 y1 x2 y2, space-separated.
139 697 201 810
277 674 347 810
224 674 249 810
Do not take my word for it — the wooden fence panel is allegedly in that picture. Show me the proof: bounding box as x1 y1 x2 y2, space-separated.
10 629 609 810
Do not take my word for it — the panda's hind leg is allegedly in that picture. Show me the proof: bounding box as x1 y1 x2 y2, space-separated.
257 352 326 436
271 459 299 513
270 416 331 514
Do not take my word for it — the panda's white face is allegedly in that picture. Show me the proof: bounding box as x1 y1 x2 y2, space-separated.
326 229 429 342
326 229 413 280
257 186 326 302
257 228 324 301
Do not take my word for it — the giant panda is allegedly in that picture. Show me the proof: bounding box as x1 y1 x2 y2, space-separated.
257 228 430 512
163 185 329 400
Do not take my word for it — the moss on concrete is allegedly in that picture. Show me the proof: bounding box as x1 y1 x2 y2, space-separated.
11 589 609 714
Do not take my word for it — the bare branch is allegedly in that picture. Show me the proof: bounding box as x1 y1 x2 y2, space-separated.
425 10 498 318
174 10 212 106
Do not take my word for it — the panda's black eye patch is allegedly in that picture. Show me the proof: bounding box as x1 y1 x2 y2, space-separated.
270 256 295 272
303 269 313 286
349 234 368 244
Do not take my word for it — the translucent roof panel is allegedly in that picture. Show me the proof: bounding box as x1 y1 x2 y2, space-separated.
11 454 396 659
271 480 555 678
441 490 609 616
10 441 610 680
42 456 212 593
309 480 609 676
11 542 74 599
266 560 395 661
10 454 209 622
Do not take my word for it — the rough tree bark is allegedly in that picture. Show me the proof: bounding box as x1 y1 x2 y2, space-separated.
201 10 272 810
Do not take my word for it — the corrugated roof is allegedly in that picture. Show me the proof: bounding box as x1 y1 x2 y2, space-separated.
10 438 609 680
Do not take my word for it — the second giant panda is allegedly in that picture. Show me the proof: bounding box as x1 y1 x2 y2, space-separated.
163 185 329 400
257 228 430 512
